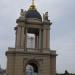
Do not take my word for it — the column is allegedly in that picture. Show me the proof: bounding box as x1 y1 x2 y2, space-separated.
43 29 46 49
24 27 27 51
20 27 25 48
39 29 42 49
15 26 22 48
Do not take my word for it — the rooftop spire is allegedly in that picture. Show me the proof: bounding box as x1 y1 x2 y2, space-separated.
29 0 36 10
32 0 34 5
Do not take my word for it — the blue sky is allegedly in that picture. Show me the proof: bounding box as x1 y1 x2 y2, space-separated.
0 0 75 73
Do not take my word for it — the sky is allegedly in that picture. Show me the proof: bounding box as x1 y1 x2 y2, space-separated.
0 0 75 73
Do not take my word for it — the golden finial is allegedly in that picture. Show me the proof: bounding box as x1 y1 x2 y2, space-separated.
32 0 34 5
29 0 36 10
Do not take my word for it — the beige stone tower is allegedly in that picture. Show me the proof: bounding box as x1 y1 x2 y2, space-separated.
6 1 57 75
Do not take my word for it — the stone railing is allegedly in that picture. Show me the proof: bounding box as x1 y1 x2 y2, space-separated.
26 48 41 53
8 47 56 55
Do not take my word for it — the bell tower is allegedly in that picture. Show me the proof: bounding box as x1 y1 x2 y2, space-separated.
6 1 57 75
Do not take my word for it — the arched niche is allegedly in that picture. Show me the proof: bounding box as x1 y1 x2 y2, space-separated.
25 59 39 75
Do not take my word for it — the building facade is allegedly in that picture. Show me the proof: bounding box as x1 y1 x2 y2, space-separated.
6 1 57 75
0 66 6 75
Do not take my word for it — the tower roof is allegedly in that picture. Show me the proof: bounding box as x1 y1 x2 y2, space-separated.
25 0 42 21
25 9 42 20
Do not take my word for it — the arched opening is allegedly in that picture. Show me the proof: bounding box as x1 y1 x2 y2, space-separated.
25 63 38 75
27 33 35 48
27 28 39 49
